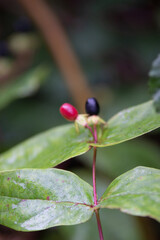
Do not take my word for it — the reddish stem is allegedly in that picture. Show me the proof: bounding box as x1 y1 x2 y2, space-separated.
93 124 98 143
85 124 94 136
95 210 104 240
93 147 98 205
85 122 104 239
92 124 104 240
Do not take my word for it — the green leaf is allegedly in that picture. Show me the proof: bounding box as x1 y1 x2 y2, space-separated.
91 101 160 147
0 168 94 231
98 167 160 222
148 54 160 112
0 124 90 170
153 90 160 112
1 100 160 171
149 54 160 94
0 64 50 110
65 169 144 240
83 139 160 178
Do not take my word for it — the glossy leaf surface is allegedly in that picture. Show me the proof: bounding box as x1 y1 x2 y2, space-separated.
0 65 50 110
83 139 160 178
98 167 160 222
92 101 160 147
0 124 90 170
69 169 143 240
0 168 94 231
1 101 160 170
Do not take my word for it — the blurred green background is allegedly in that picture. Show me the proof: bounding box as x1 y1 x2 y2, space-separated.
0 0 160 239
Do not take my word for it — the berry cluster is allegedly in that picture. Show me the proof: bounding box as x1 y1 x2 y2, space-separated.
60 97 99 122
60 98 106 130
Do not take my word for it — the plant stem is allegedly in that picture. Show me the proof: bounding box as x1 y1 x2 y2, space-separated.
85 124 94 136
92 125 104 240
82 122 104 239
94 124 98 143
95 209 104 240
93 146 98 205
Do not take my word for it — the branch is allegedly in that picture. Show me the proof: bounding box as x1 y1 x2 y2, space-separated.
17 0 93 112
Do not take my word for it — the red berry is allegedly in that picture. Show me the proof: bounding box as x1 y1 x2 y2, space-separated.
60 103 78 121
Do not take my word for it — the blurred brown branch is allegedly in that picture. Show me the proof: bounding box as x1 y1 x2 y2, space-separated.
17 0 93 112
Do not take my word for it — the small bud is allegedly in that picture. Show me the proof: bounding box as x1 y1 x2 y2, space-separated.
87 115 99 125
76 114 88 126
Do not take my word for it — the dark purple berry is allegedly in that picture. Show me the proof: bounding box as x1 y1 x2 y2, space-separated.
85 98 100 115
